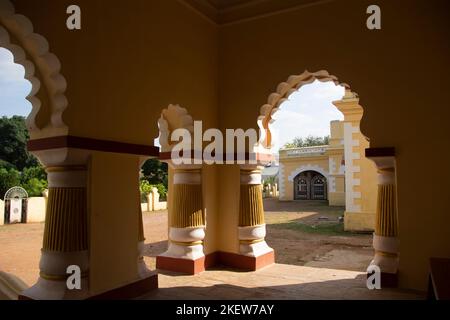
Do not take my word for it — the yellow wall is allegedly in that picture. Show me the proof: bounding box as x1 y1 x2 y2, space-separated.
277 120 345 205
13 0 219 145
89 152 141 295
218 0 450 290
329 121 344 147
8 0 450 291
217 165 240 254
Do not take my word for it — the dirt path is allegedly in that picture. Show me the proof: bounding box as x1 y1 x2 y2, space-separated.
264 198 373 272
0 200 373 285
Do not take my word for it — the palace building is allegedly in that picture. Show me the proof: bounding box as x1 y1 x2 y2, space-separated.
278 90 378 232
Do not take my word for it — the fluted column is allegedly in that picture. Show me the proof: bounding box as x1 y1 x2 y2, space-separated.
238 166 273 258
157 164 205 273
367 152 399 286
22 154 90 299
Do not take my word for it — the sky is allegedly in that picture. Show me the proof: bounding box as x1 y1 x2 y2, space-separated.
270 80 345 152
0 48 32 117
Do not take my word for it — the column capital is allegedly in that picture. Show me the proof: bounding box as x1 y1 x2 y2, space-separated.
31 148 91 168
365 148 396 170
240 165 263 185
166 162 202 171
239 164 264 172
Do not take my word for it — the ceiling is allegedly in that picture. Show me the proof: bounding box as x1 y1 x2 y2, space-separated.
181 0 331 25
206 0 255 10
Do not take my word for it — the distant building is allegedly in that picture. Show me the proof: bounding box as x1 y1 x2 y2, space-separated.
278 91 378 232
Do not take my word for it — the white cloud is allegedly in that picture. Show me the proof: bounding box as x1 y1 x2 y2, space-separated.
270 80 345 151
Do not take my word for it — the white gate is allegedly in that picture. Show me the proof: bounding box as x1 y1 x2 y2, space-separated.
3 187 28 224
10 198 22 223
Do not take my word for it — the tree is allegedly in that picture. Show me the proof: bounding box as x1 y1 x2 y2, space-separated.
283 135 330 149
0 116 39 171
141 159 168 187
21 178 48 197
21 166 47 183
0 167 21 198
0 117 47 197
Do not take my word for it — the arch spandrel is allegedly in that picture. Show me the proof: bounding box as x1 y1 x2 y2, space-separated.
0 0 68 140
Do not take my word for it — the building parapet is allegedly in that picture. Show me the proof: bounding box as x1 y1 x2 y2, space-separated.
280 145 328 158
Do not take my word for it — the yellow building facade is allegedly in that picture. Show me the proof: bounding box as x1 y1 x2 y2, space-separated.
278 90 378 232
278 121 346 206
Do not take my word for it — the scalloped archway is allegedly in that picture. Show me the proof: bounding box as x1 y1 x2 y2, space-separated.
0 0 68 139
257 70 351 149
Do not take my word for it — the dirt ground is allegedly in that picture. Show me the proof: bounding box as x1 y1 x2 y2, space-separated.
0 199 373 286
263 198 373 272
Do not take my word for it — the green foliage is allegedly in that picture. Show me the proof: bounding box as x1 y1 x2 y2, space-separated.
0 165 48 198
0 117 48 198
141 159 168 186
21 166 47 183
21 178 48 197
140 159 168 202
272 222 353 236
155 183 167 200
139 180 167 202
140 180 153 196
0 167 21 197
284 135 330 149
0 116 39 171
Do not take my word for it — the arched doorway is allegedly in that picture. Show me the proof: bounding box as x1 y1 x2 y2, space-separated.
294 171 327 201
255 70 399 283
3 187 28 224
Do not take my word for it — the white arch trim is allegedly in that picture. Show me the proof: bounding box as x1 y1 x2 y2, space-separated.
0 0 68 138
257 70 351 149
158 104 194 153
287 164 329 182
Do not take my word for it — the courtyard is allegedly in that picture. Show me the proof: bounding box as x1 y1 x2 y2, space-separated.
0 200 423 299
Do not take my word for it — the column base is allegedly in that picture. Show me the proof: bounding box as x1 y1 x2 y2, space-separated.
20 277 90 300
218 250 275 271
88 273 158 300
156 250 276 274
19 273 159 300
156 255 205 275
366 271 398 288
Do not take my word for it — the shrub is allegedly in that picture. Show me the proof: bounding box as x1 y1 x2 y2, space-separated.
21 178 48 197
0 167 21 198
139 180 168 202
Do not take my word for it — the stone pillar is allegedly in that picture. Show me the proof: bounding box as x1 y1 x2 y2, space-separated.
366 151 399 287
237 166 274 269
138 158 152 279
137 192 151 279
156 164 206 274
22 150 90 299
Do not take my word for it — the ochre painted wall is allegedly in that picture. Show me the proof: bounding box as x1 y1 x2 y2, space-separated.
218 0 450 290
12 0 219 145
89 152 141 295
7 0 450 291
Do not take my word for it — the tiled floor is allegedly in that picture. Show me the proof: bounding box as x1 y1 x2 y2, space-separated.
140 264 424 300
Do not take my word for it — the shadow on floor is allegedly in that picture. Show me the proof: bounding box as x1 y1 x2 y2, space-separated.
139 271 424 300
143 240 168 258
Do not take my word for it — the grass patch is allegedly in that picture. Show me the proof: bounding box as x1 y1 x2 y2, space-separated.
271 221 356 236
